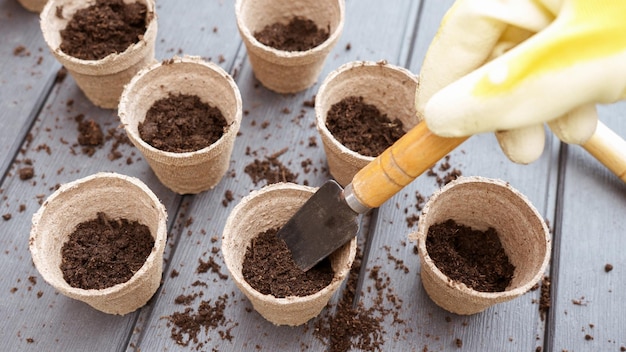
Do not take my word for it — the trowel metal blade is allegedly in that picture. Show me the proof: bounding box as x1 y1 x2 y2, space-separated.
277 180 359 271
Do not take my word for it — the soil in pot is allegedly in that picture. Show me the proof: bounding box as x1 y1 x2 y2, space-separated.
242 227 334 297
253 16 329 52
326 96 405 157
60 212 155 290
425 219 515 292
59 0 150 60
138 93 228 153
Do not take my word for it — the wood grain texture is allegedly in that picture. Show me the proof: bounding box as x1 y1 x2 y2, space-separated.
548 102 626 352
1 0 624 351
0 0 60 178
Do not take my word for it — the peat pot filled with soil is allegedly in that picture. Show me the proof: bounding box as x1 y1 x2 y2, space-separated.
235 0 344 93
222 182 357 326
316 60 420 186
29 172 167 315
119 56 242 194
40 0 157 108
410 176 551 315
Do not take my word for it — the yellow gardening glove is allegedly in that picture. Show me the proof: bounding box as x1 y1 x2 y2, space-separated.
416 0 626 164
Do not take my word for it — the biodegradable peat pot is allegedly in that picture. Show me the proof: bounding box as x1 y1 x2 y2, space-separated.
316 60 420 186
40 0 157 109
18 0 48 12
235 0 344 93
410 176 550 315
118 56 242 194
222 182 357 326
29 172 167 315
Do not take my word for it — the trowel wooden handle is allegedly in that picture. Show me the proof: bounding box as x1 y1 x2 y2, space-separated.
581 121 626 183
350 120 467 209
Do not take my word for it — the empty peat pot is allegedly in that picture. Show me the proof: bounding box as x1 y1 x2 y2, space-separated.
410 176 551 315
18 0 48 12
29 172 167 315
222 182 357 326
235 0 344 93
315 60 420 186
40 0 157 109
118 56 242 194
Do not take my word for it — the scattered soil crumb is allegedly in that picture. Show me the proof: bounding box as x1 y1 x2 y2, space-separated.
13 45 29 56
55 67 68 83
222 190 234 207
165 294 235 348
244 148 298 185
539 276 551 320
303 96 316 108
427 156 462 186
197 257 228 280
19 167 35 180
313 247 389 352
455 338 463 348
76 114 104 156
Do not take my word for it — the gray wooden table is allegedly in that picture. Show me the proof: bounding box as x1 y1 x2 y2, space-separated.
2 0 625 351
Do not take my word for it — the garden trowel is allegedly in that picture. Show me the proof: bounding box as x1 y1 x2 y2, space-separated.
277 120 466 271
279 119 626 271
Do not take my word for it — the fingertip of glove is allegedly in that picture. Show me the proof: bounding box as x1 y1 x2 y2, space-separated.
495 129 545 164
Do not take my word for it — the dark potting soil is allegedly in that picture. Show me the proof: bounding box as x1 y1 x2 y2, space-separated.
166 294 231 348
426 219 515 292
313 247 387 351
60 212 154 290
326 96 405 157
253 16 330 52
59 0 149 60
538 276 551 321
242 227 334 298
243 148 298 185
75 114 104 156
139 93 228 153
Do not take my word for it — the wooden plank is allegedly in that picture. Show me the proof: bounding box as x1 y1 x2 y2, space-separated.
353 0 559 350
0 76 182 351
547 102 626 352
0 0 241 350
0 0 61 178
132 0 424 350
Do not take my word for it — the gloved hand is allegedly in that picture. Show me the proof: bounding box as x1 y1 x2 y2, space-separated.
415 0 626 164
